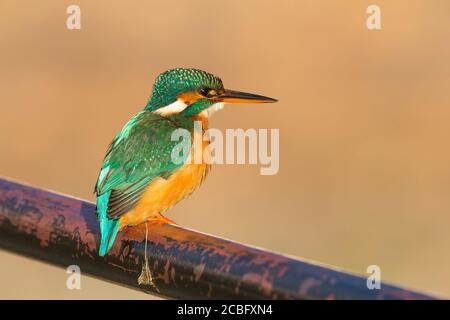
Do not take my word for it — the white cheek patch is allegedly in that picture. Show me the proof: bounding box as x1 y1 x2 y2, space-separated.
155 100 226 117
153 99 188 116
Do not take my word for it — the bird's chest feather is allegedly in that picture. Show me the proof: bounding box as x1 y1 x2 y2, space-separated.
119 114 211 228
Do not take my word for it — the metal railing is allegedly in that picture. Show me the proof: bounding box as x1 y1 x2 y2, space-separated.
0 177 435 299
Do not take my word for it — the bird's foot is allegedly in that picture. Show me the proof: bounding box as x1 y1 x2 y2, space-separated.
150 214 177 225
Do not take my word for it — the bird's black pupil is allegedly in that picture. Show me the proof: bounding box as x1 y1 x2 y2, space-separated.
201 88 211 97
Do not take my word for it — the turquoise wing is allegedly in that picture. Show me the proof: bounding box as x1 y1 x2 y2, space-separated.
94 112 192 256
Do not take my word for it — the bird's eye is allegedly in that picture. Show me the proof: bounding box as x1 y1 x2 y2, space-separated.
200 88 216 98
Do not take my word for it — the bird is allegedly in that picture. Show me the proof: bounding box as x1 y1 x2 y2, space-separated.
94 68 277 257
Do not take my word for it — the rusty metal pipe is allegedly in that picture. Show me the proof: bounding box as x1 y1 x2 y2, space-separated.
0 177 435 299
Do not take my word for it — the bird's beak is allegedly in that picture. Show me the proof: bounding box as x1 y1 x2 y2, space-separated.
217 89 277 103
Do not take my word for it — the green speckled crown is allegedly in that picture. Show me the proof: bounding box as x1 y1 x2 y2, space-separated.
145 68 224 110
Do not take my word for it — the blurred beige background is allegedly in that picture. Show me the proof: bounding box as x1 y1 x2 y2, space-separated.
1 0 449 299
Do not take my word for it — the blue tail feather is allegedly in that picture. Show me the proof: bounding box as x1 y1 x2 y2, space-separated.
97 192 120 256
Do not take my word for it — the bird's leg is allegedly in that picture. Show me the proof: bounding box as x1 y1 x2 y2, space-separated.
137 222 159 292
136 214 175 290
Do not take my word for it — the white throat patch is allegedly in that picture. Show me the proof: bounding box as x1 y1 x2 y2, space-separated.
204 102 225 117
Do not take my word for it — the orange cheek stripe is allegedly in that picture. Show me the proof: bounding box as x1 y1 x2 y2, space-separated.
177 91 203 105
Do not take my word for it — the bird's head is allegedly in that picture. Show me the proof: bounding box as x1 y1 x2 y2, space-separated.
145 68 277 117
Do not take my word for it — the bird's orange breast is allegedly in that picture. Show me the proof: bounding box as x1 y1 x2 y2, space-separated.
119 114 210 229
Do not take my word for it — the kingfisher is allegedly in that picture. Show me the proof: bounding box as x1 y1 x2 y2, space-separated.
94 68 277 257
